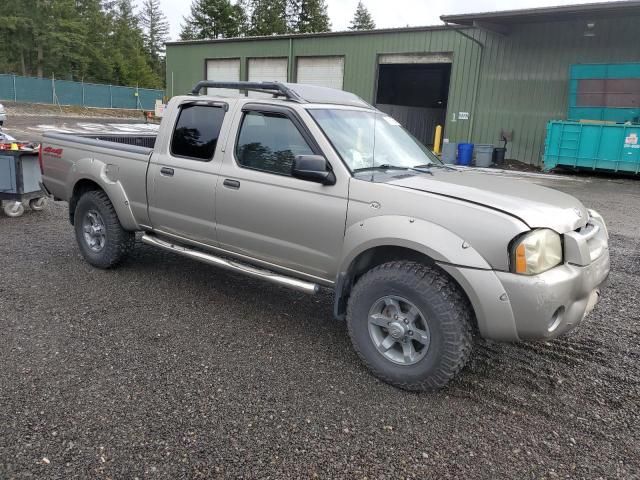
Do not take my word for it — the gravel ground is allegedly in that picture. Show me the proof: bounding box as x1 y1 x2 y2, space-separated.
1 173 639 479
2 102 148 119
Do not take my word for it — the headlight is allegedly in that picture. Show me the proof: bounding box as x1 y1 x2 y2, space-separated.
512 229 562 275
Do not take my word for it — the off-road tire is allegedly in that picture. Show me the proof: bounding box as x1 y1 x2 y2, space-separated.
346 261 473 391
74 190 135 269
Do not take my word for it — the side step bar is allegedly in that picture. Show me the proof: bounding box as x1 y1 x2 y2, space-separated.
141 234 320 294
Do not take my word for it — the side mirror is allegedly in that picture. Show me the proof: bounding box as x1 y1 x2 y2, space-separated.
292 155 336 185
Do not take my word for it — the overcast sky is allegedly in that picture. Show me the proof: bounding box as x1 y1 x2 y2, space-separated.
141 0 620 41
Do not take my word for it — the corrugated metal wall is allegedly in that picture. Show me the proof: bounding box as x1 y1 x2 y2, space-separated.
472 17 640 165
166 15 640 165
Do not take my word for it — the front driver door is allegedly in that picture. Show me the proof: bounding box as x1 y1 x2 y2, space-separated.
215 104 349 282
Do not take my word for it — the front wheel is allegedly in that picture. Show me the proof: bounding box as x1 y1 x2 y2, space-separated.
346 261 473 391
74 190 135 268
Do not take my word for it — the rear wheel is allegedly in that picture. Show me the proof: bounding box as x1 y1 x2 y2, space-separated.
346 261 473 391
74 190 135 268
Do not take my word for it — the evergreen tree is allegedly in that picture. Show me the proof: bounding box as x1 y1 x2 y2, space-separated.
248 0 289 36
180 0 245 40
139 0 170 59
349 1 375 31
291 0 330 33
0 0 85 78
0 0 38 76
139 0 170 81
0 0 164 89
71 0 117 83
110 0 161 88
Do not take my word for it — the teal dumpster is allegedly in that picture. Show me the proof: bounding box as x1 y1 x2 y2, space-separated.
544 120 640 174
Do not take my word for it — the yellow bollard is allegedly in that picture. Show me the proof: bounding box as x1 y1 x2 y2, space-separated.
433 125 443 154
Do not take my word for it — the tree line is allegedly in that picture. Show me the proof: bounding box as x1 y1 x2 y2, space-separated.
0 0 377 89
180 0 376 40
0 0 169 89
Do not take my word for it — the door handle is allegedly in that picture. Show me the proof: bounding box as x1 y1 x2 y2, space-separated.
223 179 240 189
160 167 174 177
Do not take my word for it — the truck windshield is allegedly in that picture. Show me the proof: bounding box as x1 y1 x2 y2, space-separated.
309 109 442 172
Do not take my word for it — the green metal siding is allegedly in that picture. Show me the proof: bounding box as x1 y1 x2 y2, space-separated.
472 17 640 165
166 15 640 166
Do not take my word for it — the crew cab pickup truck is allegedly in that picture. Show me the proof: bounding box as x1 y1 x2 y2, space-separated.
41 81 610 390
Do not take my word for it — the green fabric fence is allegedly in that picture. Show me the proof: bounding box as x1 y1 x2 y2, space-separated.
0 74 163 110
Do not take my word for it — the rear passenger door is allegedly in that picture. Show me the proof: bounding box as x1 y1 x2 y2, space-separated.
147 101 228 245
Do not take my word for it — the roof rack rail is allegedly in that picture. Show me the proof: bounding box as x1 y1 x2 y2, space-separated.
190 81 305 102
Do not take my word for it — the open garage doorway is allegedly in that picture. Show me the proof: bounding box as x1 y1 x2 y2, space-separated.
375 54 452 147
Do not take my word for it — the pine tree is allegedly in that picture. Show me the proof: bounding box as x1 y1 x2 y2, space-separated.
349 1 375 31
248 0 289 36
0 0 163 88
180 0 245 40
0 0 39 76
139 0 170 59
110 0 161 88
291 0 330 33
0 0 86 78
139 0 170 82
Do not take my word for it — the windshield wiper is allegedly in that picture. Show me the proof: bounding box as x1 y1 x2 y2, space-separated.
413 162 456 171
354 164 410 172
409 165 434 175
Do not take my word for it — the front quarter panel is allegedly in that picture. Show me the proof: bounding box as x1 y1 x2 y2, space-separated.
344 177 530 271
340 215 492 273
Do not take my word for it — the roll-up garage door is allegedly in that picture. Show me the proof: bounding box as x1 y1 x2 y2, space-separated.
248 58 289 98
248 58 288 83
296 57 344 90
206 58 240 96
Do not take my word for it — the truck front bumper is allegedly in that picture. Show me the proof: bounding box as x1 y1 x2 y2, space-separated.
495 250 609 340
440 249 610 342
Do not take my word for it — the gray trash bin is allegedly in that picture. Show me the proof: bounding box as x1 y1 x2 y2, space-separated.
475 144 494 168
441 142 457 164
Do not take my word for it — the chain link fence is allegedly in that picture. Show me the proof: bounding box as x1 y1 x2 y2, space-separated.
0 74 164 111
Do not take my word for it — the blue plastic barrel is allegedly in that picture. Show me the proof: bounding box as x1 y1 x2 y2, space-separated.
457 143 474 166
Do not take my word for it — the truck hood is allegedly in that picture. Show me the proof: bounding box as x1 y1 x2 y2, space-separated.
386 169 588 233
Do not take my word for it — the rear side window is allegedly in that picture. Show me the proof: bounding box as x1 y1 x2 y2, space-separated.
171 104 225 161
235 111 314 175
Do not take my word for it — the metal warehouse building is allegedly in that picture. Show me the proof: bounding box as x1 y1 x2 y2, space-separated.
166 1 640 166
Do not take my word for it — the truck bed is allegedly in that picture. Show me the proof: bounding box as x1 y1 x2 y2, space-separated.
41 132 156 225
44 131 157 153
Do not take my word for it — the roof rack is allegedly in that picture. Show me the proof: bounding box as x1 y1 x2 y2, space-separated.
190 81 305 102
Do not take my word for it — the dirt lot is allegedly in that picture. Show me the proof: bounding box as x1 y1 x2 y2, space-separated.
3 101 148 120
1 163 639 477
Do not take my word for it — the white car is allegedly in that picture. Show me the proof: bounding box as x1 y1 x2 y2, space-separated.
0 103 6 126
